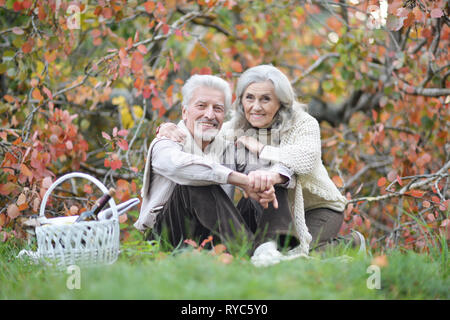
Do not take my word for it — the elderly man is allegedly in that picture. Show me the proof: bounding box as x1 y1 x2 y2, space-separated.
135 74 294 253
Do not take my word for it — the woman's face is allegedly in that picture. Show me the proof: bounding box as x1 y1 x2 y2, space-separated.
242 81 281 128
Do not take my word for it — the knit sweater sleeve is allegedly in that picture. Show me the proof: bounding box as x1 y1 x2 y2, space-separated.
258 114 321 175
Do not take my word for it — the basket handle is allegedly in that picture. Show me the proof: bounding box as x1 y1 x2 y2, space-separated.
39 172 119 221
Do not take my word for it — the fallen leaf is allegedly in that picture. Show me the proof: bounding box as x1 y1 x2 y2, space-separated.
7 204 21 219
371 255 388 268
16 193 26 206
218 253 233 264
213 244 227 255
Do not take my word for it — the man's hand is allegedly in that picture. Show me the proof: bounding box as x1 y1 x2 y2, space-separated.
227 171 278 209
247 170 275 193
247 170 287 192
243 184 278 209
157 122 186 143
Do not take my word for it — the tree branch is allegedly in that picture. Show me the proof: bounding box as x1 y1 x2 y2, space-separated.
349 160 450 204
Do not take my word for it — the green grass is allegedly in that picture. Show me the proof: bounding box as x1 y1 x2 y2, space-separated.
0 236 448 300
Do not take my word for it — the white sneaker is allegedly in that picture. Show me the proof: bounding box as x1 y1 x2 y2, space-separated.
250 241 284 267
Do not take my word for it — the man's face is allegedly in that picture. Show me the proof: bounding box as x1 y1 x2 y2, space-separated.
182 86 226 145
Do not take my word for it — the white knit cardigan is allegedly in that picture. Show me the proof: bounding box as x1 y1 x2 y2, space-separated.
225 104 348 255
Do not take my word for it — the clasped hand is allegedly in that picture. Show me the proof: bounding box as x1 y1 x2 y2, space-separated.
243 170 279 210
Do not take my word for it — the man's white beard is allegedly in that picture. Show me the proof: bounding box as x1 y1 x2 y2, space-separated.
193 120 220 142
193 126 219 142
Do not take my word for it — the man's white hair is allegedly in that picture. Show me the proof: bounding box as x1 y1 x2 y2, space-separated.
182 74 232 109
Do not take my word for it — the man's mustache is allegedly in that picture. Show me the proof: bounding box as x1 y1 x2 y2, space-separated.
195 118 219 127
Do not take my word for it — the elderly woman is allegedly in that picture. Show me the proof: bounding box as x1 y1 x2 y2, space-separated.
158 65 364 257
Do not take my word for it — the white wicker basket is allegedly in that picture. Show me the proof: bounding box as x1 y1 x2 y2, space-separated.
35 172 120 269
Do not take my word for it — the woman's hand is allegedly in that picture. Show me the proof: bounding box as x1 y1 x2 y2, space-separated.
157 122 186 143
236 136 265 155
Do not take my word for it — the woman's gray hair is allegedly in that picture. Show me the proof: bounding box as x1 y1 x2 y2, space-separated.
230 64 306 135
182 74 232 110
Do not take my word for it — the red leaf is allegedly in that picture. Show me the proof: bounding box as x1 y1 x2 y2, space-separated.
151 96 164 111
13 1 22 11
22 0 32 9
110 159 122 170
20 164 32 177
7 204 20 219
387 170 397 182
352 215 363 226
0 214 6 227
3 95 15 103
200 67 212 75
102 131 111 140
175 29 183 38
377 177 387 187
332 176 343 188
213 244 227 255
231 60 243 73
91 29 101 38
117 129 128 137
42 86 53 100
117 139 129 151
32 88 43 101
137 44 147 55
102 7 113 19
431 196 440 204
162 24 170 35
37 4 45 20
131 51 143 73
142 86 151 99
144 1 155 13
218 253 233 264
201 235 213 247
83 184 93 194
184 239 198 248
408 190 424 198
44 51 57 63
18 202 28 211
0 183 16 196
119 214 127 224
430 8 443 19
396 175 403 186
70 206 79 216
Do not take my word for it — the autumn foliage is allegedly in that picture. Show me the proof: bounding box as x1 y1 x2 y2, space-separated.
0 0 448 254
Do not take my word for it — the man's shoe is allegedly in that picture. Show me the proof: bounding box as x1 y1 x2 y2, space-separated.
251 241 284 267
